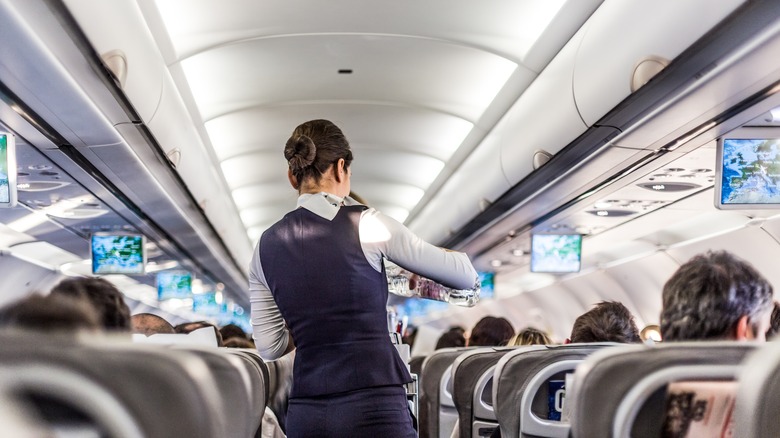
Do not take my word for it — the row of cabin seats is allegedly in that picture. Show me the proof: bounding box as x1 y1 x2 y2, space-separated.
0 330 293 437
416 341 780 438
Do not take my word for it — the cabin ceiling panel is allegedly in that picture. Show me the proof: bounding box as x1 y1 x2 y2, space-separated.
205 104 474 162
151 0 597 70
179 34 518 122
232 182 298 211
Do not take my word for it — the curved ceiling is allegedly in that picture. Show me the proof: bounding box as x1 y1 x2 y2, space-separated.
137 0 602 248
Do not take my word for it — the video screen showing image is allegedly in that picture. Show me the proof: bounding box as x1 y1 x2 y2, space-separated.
91 234 145 275
0 134 10 204
157 271 193 301
531 234 582 273
720 138 780 205
478 272 495 299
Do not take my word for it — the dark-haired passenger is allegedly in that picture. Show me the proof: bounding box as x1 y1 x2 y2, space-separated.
767 302 780 341
131 313 175 336
467 316 514 347
50 277 131 331
0 293 100 333
435 326 466 349
661 250 773 341
567 301 640 344
220 323 248 344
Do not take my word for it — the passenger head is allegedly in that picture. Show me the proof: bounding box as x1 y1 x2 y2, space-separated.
467 316 514 347
224 337 255 348
767 302 780 341
285 119 353 196
131 313 175 336
0 293 100 333
50 277 131 331
660 251 773 341
175 321 224 346
511 327 552 346
568 301 640 344
435 327 466 349
219 323 247 342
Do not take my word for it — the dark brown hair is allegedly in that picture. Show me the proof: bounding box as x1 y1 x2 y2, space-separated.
570 301 640 344
284 119 353 188
50 277 131 331
468 316 514 347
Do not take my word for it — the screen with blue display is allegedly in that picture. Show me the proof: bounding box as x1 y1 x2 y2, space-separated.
157 271 193 300
531 234 582 273
717 137 780 207
91 234 145 275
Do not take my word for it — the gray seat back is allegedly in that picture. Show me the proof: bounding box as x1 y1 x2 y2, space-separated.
224 348 269 436
734 341 780 437
568 342 755 438
419 347 472 438
493 343 614 438
450 347 519 438
176 346 255 438
0 331 223 437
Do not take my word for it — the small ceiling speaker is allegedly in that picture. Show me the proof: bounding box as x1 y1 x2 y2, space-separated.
101 49 128 88
631 55 669 92
532 150 553 170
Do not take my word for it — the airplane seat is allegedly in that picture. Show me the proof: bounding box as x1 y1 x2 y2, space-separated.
174 346 256 438
261 350 295 431
0 380 53 437
0 331 224 437
568 342 756 438
450 347 520 438
410 355 426 377
223 348 269 437
493 343 617 438
419 347 472 438
734 341 780 437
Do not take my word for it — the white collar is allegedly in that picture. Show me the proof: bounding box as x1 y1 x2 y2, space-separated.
297 192 356 221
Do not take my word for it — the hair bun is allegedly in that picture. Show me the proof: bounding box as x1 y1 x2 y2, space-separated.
284 135 317 171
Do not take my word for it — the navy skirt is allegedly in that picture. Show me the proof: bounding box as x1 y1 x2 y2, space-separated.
286 385 416 438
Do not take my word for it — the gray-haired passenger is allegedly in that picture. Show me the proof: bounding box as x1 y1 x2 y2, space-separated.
661 250 773 341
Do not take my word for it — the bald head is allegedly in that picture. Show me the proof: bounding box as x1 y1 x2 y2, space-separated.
131 313 175 336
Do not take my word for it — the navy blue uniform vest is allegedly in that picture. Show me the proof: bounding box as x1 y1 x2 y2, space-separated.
259 205 412 398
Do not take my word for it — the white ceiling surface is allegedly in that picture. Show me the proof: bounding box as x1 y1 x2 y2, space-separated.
138 0 603 245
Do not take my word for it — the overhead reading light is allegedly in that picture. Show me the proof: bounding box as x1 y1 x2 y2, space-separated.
16 181 70 192
637 182 701 192
587 210 637 217
490 259 503 267
511 249 525 257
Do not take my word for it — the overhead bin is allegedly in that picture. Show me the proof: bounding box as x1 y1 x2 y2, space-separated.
572 0 744 127
61 0 164 124
499 27 588 187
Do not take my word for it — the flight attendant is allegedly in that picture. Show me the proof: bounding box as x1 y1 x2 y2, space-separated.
250 119 477 437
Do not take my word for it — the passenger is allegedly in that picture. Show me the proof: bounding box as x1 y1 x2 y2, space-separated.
174 321 224 346
0 293 100 333
566 301 641 344
510 327 552 346
435 326 466 349
467 316 514 347
131 313 175 336
224 337 255 348
765 302 780 341
219 323 249 343
49 277 131 331
250 119 477 438
660 250 773 341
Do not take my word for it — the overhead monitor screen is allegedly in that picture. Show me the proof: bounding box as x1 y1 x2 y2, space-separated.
717 134 780 208
0 133 17 208
530 234 582 273
478 272 495 299
91 234 146 275
157 271 193 300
